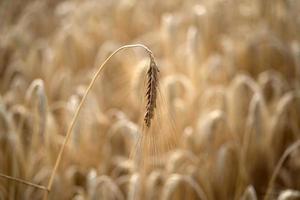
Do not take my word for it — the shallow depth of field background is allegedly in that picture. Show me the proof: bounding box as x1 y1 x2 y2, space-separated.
0 0 300 199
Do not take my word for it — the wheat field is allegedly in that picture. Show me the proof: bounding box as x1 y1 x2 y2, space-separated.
0 0 300 199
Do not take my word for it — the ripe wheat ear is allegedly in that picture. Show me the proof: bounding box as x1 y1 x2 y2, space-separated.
144 54 159 128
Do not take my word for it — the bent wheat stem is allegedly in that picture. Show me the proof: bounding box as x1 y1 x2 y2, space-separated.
43 44 158 200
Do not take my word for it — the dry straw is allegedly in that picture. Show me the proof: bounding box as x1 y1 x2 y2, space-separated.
0 173 48 192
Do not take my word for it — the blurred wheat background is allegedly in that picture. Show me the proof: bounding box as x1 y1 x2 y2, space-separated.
0 0 300 199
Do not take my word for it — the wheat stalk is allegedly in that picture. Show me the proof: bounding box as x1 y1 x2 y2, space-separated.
43 44 158 200
0 173 48 191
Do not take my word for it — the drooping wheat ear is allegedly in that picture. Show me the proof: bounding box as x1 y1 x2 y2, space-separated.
264 139 300 200
144 54 159 128
162 174 208 200
43 44 157 200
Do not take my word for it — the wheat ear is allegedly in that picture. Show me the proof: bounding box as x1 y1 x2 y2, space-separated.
144 54 159 128
43 44 158 200
263 139 300 200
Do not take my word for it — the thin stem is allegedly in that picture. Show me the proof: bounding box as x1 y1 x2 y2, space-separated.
0 173 48 191
43 44 153 200
263 139 300 200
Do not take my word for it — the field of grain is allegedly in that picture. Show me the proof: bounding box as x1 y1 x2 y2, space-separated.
0 0 300 199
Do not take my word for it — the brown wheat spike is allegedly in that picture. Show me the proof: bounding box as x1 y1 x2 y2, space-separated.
144 54 159 128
